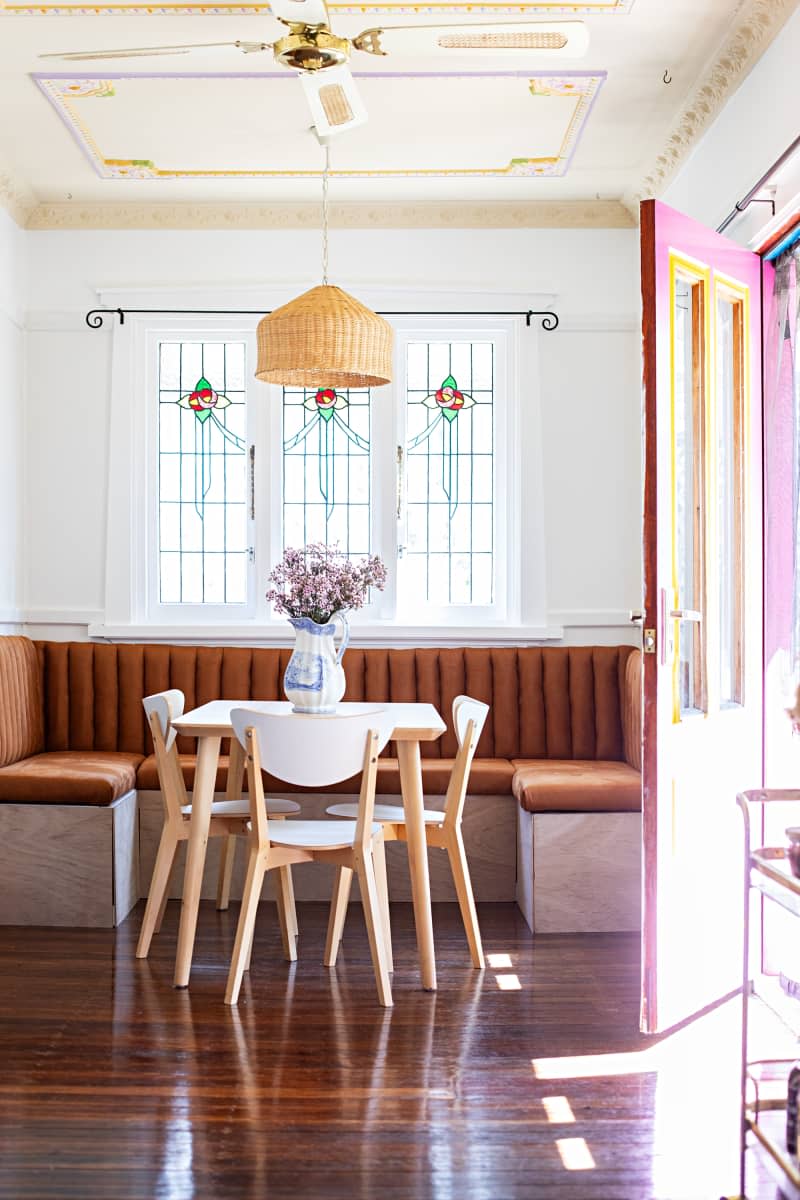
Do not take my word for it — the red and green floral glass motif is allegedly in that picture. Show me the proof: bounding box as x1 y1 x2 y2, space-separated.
176 375 244 519
304 387 348 422
421 375 476 422
177 376 231 423
284 387 370 518
410 373 476 517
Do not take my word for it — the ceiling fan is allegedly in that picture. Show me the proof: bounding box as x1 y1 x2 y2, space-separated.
40 1 589 138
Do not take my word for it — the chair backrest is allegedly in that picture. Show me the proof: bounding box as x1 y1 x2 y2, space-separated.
445 695 490 827
231 707 394 848
142 689 188 821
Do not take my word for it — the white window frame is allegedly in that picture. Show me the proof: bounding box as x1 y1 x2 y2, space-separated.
94 287 553 644
143 321 259 623
390 318 515 626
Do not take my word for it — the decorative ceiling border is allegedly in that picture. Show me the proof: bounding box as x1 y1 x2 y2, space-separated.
1 0 634 14
36 70 605 180
626 0 799 210
24 198 636 229
0 166 36 226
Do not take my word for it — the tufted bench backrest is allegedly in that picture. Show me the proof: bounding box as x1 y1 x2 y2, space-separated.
32 641 639 764
0 636 45 767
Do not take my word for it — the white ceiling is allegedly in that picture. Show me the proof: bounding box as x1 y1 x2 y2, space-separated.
0 0 784 211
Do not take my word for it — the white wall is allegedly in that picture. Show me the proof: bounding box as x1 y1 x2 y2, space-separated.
0 206 25 632
663 5 800 239
23 225 642 644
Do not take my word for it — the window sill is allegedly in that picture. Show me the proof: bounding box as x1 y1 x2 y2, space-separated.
87 621 565 647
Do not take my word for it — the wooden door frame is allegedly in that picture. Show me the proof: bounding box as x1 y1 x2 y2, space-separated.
640 198 659 1032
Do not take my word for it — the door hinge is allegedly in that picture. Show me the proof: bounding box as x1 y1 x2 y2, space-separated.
643 628 656 654
248 546 255 564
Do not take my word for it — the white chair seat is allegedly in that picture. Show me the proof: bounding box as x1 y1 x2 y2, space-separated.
269 819 382 851
181 797 301 818
327 802 443 825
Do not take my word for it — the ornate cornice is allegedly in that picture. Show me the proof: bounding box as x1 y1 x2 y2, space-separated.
0 0 634 14
24 199 635 229
0 168 35 228
626 0 799 211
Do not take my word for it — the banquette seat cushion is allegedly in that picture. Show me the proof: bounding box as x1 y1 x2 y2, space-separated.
0 751 142 806
136 753 515 795
511 761 642 813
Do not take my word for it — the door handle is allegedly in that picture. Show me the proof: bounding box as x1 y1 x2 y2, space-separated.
669 609 702 622
629 610 644 624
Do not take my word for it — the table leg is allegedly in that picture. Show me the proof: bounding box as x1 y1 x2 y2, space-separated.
397 740 437 991
174 735 221 988
216 737 245 910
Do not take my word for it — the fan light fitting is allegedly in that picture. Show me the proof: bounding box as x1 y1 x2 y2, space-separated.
255 147 392 389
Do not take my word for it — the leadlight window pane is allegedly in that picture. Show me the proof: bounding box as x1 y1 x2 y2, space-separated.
282 386 371 557
405 341 494 605
157 341 248 605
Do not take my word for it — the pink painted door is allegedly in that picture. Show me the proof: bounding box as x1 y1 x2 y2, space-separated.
640 199 764 1034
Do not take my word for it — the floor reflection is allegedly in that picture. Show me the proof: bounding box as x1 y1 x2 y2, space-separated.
4 903 779 1199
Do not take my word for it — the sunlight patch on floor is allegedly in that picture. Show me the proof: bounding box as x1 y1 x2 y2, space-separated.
495 974 522 991
542 1095 575 1124
556 1137 596 1171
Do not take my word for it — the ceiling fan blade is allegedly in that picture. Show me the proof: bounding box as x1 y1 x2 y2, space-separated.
352 20 589 59
38 42 259 62
299 65 367 138
270 0 330 28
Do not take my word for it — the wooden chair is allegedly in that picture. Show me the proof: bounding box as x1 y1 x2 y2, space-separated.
136 690 300 961
326 694 489 969
225 707 395 1007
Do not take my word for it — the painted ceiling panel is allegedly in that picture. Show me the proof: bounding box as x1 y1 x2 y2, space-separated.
36 72 603 178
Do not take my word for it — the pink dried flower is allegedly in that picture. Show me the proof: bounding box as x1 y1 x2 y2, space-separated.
267 543 387 624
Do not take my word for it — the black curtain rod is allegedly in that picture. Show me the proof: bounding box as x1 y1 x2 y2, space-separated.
85 306 559 330
717 132 800 235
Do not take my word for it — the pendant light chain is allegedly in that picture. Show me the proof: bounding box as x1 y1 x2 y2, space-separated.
322 143 330 286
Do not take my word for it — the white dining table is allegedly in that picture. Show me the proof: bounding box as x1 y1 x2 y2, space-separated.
171 699 446 992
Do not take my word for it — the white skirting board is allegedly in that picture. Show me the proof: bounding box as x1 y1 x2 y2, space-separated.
138 790 517 905
516 807 642 933
0 790 139 928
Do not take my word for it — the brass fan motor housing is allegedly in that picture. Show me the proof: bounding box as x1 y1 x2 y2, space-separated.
273 27 351 71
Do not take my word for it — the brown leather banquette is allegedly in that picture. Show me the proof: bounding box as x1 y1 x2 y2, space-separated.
0 637 641 812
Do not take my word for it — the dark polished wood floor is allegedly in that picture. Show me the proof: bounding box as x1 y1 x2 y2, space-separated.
0 901 787 1200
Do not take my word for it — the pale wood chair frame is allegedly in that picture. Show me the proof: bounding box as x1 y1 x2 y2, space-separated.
136 690 298 961
326 694 488 970
226 713 392 1008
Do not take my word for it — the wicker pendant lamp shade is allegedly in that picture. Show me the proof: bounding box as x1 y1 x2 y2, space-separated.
255 144 393 389
255 284 393 388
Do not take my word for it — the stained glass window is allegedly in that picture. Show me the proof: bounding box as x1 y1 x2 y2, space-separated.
282 386 371 557
404 341 494 606
157 341 248 605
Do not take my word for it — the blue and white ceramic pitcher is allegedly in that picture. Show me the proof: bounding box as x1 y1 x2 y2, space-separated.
283 612 350 714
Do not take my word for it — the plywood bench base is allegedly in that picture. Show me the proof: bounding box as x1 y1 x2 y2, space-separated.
138 791 517 905
0 791 139 927
516 807 642 933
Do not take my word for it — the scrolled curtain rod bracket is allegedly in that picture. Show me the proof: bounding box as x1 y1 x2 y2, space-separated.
85 308 125 329
527 310 559 330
